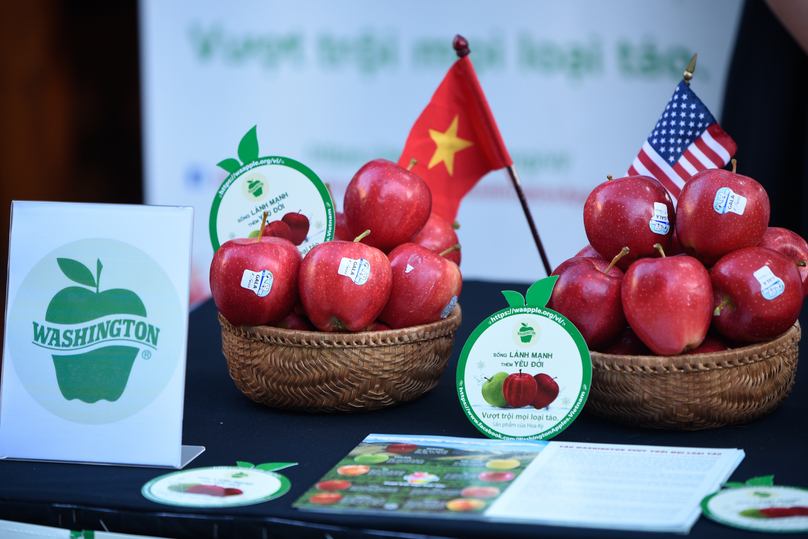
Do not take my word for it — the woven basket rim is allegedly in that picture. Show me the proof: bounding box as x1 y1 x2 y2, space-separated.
589 321 800 373
218 304 462 348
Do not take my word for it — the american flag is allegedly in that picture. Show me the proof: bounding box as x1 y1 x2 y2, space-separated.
627 80 737 202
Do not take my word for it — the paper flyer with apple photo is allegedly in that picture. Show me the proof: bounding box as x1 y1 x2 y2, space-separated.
293 434 547 517
295 434 744 533
456 277 592 440
209 125 334 257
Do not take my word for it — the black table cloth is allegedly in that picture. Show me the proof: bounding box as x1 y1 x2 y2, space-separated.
1 279 806 538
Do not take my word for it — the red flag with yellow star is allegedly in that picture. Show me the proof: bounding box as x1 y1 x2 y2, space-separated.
397 55 512 223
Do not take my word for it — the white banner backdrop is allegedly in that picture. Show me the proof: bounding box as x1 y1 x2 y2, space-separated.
139 0 744 305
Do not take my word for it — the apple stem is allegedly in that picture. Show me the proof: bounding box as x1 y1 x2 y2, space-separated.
439 244 461 257
798 260 807 268
407 158 417 171
714 297 733 316
654 243 666 257
606 174 614 181
258 211 269 239
731 158 737 174
452 221 460 230
604 247 630 273
354 230 371 242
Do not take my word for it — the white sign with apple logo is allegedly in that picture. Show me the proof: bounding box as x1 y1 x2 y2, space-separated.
0 201 203 468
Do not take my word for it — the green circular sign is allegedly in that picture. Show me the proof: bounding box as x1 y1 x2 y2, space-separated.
457 284 591 440
142 465 292 508
209 156 334 256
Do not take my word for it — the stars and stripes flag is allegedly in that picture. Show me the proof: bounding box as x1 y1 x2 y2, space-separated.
627 80 737 203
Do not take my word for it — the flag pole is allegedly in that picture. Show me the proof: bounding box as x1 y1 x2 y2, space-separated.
453 35 553 276
683 53 697 85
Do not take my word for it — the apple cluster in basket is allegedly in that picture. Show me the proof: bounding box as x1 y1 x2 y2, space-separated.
209 158 462 332
550 161 807 356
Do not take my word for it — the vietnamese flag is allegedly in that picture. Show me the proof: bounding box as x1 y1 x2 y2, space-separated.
397 54 512 223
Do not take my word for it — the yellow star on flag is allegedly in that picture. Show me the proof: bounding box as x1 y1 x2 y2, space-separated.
428 115 473 175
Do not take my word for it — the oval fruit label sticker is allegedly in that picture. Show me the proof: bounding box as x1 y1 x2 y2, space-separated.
457 277 591 440
209 126 334 257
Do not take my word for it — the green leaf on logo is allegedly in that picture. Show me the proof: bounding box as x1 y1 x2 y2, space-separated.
217 158 242 173
526 276 559 308
501 290 525 308
238 125 259 165
57 258 96 288
236 461 255 469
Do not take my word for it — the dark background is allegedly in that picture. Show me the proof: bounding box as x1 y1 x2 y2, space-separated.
0 1 142 347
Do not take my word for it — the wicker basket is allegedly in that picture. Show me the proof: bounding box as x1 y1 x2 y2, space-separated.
218 306 462 412
586 322 800 430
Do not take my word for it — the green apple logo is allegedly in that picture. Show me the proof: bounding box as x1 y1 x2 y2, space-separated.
517 323 536 343
33 258 157 403
36 257 154 403
9 238 183 424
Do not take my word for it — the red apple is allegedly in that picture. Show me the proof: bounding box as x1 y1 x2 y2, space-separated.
378 243 461 329
601 327 652 356
621 246 713 355
574 244 603 259
412 213 461 266
547 248 628 351
316 480 352 491
365 320 392 331
261 220 292 241
276 311 316 331
711 246 803 342
334 211 350 241
502 370 538 408
298 231 392 332
281 210 310 246
530 374 559 409
309 492 343 505
583 175 675 270
685 330 734 354
757 226 808 298
478 471 515 482
343 159 432 253
209 235 302 327
676 161 770 267
386 443 418 454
